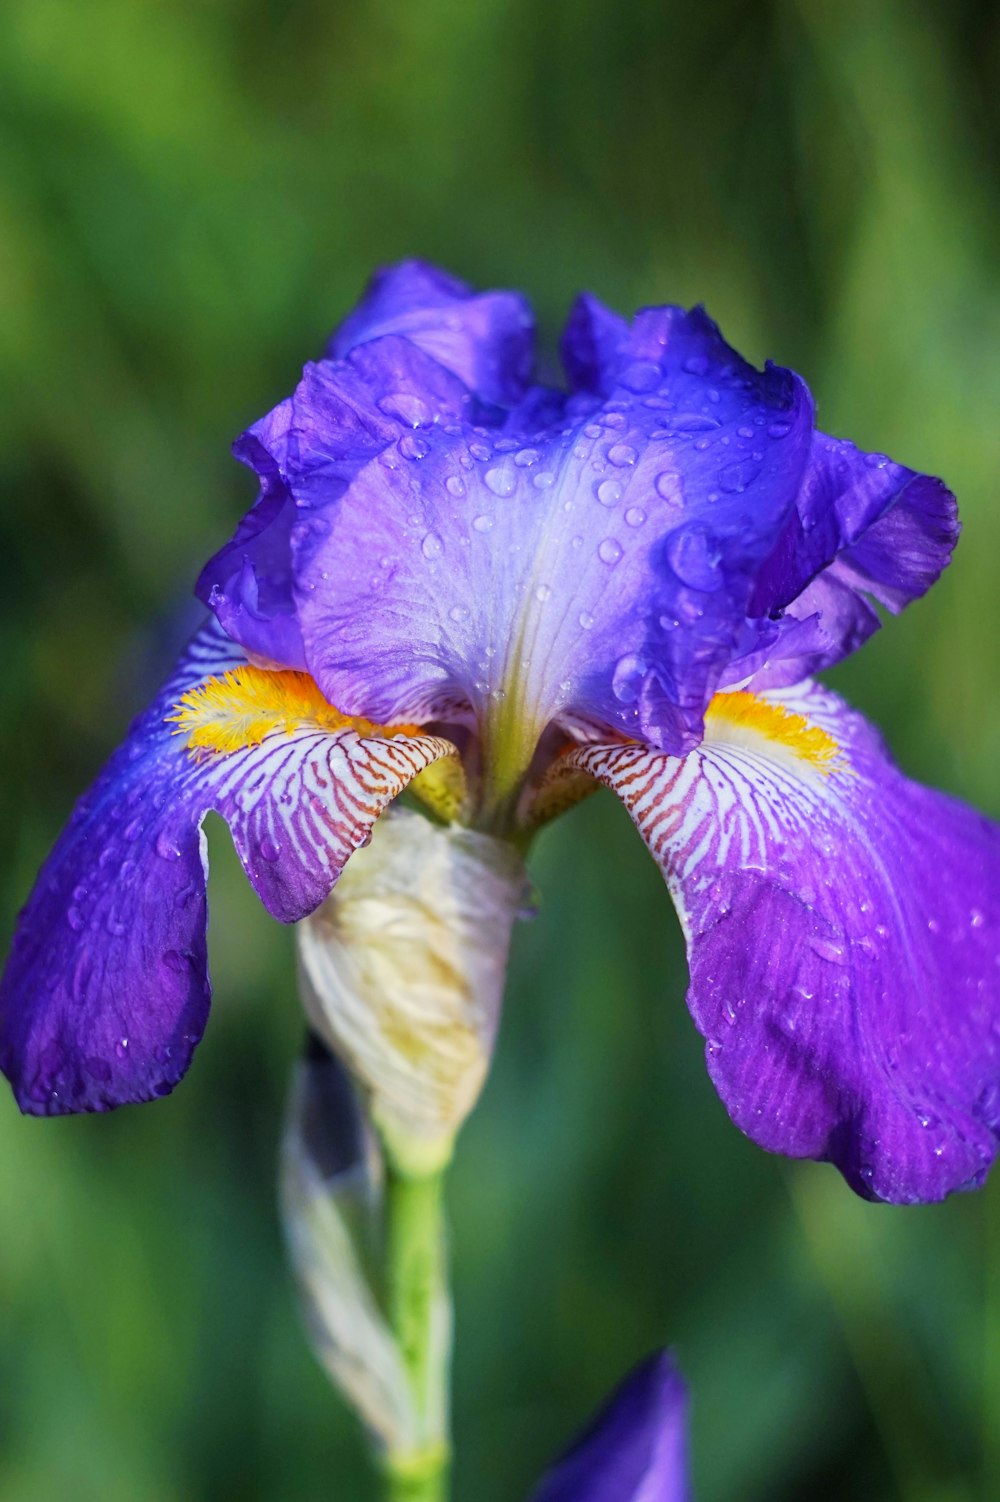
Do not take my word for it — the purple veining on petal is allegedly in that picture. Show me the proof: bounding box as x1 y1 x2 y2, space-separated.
563 683 1000 1204
529 1351 690 1502
0 621 453 1115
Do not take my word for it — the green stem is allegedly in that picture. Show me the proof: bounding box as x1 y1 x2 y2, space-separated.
382 1164 451 1502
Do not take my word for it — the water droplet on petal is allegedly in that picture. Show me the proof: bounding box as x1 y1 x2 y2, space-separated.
625 507 646 527
597 479 622 507
67 907 84 931
378 392 431 427
578 610 595 630
449 604 469 623
535 583 551 602
683 354 709 376
655 471 683 504
485 464 516 497
514 448 540 467
598 538 623 566
666 527 722 590
421 531 444 560
533 471 555 489
612 654 647 703
155 830 183 861
259 836 280 862
397 433 430 461
445 474 465 498
115 1037 130 1059
607 443 637 467
472 513 494 533
620 360 660 393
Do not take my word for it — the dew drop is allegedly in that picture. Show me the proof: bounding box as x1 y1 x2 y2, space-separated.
598 538 623 567
397 433 430 461
378 392 430 427
445 474 466 498
115 1037 130 1059
485 464 516 497
67 907 85 931
578 610 595 630
535 583 552 602
449 604 469 623
620 359 660 393
515 447 540 467
155 830 183 861
607 443 637 467
666 527 721 590
421 531 444 560
625 506 646 528
472 513 494 533
612 654 647 704
597 479 622 507
533 471 555 489
655 471 683 504
259 836 280 862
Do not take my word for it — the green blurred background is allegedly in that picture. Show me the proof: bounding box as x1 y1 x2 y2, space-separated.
1 1 999 1497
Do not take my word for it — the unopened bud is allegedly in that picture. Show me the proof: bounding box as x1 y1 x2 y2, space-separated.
280 1040 425 1457
297 806 526 1175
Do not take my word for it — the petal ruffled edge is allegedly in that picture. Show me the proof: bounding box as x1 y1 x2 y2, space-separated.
547 685 1000 1202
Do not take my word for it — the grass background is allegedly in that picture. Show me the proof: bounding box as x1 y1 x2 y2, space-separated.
1 1 999 1497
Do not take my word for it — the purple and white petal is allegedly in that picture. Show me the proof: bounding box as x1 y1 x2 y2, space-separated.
294 304 813 751
327 259 536 407
0 622 454 1115
557 686 1000 1203
529 1352 690 1502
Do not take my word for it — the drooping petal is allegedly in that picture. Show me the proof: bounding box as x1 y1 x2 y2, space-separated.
553 686 1000 1203
0 622 454 1115
529 1352 690 1502
327 259 536 407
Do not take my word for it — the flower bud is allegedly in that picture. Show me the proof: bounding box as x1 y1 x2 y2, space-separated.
280 1039 423 1457
296 806 527 1175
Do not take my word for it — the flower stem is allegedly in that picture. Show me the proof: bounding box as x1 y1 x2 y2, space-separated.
382 1162 451 1502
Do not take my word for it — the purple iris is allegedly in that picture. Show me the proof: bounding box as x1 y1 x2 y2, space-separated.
528 1351 690 1502
2 260 999 1205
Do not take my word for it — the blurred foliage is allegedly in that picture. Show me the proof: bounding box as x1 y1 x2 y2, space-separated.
1 0 999 1498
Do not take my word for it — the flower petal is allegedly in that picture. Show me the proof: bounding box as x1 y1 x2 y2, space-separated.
327 259 536 406
744 434 959 688
292 302 814 750
557 685 1000 1203
0 622 454 1115
529 1352 690 1502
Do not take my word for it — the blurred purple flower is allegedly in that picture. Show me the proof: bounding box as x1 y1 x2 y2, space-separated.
529 1351 690 1502
3 262 999 1205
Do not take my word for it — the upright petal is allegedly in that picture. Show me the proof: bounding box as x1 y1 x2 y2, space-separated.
328 259 536 406
293 303 814 756
529 1352 690 1502
553 687 1000 1203
0 622 454 1115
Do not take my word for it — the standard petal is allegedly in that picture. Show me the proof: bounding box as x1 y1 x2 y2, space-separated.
556 686 1000 1203
294 304 813 754
529 1352 690 1502
0 622 454 1115
327 259 536 406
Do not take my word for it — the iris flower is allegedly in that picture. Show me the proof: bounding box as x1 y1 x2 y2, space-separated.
3 261 998 1206
529 1350 689 1502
